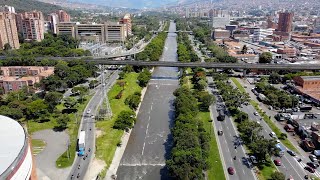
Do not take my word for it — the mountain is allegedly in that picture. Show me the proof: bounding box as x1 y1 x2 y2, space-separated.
0 0 62 14
68 0 179 9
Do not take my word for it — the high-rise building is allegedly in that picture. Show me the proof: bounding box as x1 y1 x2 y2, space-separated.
253 28 274 42
119 14 132 36
267 16 277 29
16 11 44 41
314 18 320 34
56 22 77 37
56 10 70 22
278 12 294 33
0 5 15 13
48 13 59 34
0 11 20 49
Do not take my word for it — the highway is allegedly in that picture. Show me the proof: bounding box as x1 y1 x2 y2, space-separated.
116 21 179 180
48 60 320 70
68 70 119 180
208 77 256 180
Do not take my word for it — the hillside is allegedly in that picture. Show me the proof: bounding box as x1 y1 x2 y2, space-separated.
0 0 62 15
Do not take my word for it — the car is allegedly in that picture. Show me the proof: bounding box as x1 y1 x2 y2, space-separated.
250 155 258 164
87 109 91 114
254 112 259 116
274 159 281 166
276 139 280 143
307 162 319 169
227 167 235 175
244 102 249 106
244 85 247 88
269 132 276 138
305 166 315 173
287 150 296 156
91 115 95 119
309 154 317 162
218 130 223 136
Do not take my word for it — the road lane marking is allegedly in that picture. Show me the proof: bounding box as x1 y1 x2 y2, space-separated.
283 155 305 180
243 169 246 174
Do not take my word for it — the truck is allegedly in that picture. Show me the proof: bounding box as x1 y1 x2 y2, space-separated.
218 110 225 121
258 93 267 101
78 131 86 156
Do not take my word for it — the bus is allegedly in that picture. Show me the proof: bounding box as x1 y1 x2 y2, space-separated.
78 131 86 156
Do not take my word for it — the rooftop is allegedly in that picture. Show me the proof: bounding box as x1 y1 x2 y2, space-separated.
0 115 26 175
301 76 320 81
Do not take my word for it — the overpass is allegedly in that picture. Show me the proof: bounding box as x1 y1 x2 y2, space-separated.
65 60 320 70
151 30 193 33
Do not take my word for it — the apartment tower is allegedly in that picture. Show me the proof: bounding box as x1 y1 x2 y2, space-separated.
57 10 71 22
278 12 294 33
0 7 20 49
120 14 132 36
16 11 44 41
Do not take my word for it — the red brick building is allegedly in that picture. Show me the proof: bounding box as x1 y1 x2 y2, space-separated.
278 12 294 33
293 76 320 103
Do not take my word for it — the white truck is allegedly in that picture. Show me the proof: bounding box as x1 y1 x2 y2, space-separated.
258 93 267 101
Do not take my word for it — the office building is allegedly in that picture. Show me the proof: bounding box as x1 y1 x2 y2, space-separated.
75 23 105 42
278 12 294 33
48 13 59 34
0 11 20 49
106 23 127 42
56 10 70 22
16 11 45 41
57 22 77 37
120 14 132 36
253 28 274 42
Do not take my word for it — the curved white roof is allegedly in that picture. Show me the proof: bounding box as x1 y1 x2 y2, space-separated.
0 115 26 175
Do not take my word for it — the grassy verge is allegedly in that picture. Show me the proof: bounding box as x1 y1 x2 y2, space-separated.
256 160 277 180
28 119 57 134
230 77 246 93
56 95 93 168
197 112 225 180
96 73 142 172
31 139 46 155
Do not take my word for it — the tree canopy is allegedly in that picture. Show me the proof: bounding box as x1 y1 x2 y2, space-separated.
259 52 273 63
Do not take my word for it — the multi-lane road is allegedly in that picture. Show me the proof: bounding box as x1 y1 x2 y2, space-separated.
68 71 118 180
116 21 179 179
208 77 257 180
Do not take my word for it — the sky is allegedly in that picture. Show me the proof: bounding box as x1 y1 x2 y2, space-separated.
69 0 180 9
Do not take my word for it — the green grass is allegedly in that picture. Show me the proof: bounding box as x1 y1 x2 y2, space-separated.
256 160 277 180
230 77 246 93
28 119 57 134
197 112 225 180
56 95 93 168
31 139 46 155
96 73 142 170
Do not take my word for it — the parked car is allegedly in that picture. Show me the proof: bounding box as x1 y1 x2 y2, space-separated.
228 167 235 175
287 150 296 156
307 162 319 169
87 109 91 114
309 154 317 162
254 112 259 116
274 159 281 166
305 166 315 173
218 130 223 136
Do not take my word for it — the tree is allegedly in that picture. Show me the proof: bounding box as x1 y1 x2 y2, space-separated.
270 171 285 180
72 86 88 103
198 92 215 110
125 93 141 110
113 110 136 130
64 97 77 109
241 45 248 54
44 91 63 112
26 99 49 120
3 43 12 51
137 69 151 87
269 73 281 84
259 52 273 63
56 114 70 130
89 80 98 89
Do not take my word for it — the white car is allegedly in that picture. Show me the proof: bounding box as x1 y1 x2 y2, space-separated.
87 109 91 114
254 112 259 116
269 132 276 138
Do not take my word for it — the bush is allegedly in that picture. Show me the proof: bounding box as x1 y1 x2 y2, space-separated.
137 69 151 87
125 93 141 110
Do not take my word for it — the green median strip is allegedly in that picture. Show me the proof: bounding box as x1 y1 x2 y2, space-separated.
231 78 299 153
197 112 225 180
